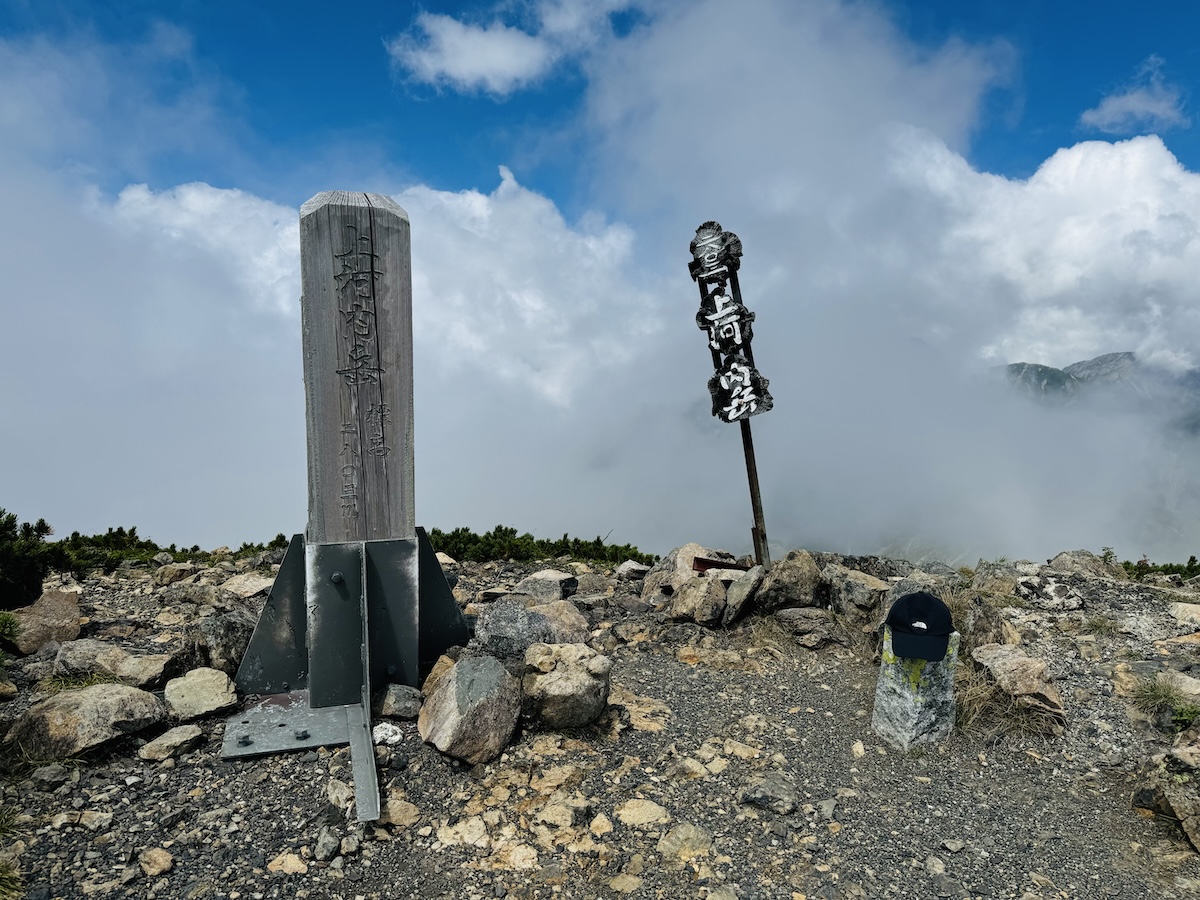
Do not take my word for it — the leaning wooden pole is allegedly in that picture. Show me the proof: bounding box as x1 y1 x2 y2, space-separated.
688 221 773 569
739 418 771 569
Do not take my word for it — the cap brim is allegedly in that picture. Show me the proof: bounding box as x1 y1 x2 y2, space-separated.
891 629 950 662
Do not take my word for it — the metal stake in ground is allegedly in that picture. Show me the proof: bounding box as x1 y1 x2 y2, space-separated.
688 221 773 569
221 192 468 822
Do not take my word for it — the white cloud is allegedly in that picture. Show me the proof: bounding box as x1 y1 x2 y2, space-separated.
1080 55 1190 135
388 1 633 95
97 182 300 319
400 166 661 403
389 13 558 94
900 133 1200 371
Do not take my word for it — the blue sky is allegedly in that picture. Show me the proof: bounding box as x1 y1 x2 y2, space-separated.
3 0 1200 563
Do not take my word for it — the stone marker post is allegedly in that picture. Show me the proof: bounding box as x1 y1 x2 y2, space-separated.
222 192 468 823
871 626 960 751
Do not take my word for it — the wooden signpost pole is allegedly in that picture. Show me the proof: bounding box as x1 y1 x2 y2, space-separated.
688 221 773 570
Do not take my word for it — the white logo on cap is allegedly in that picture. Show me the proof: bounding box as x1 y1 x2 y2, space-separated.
911 621 927 630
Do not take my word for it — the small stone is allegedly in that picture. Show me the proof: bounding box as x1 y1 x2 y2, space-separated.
372 721 405 746
925 855 946 875
942 839 966 853
740 771 798 815
314 826 340 862
589 813 613 836
379 794 420 828
138 724 204 761
139 847 174 877
267 851 308 874
327 778 355 810
609 874 643 893
373 684 423 719
614 799 671 827
656 822 713 865
851 740 866 759
80 810 113 832
164 667 237 720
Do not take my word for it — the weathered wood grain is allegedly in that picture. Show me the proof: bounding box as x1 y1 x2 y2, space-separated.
300 192 414 544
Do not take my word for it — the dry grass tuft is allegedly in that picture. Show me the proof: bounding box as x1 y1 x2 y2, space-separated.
735 616 803 661
0 806 23 900
35 672 120 696
954 662 1064 741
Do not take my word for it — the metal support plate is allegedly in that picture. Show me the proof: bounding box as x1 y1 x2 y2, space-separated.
306 542 368 708
221 691 354 758
234 534 308 695
364 539 420 689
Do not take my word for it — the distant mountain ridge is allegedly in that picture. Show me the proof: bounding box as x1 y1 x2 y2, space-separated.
1003 351 1200 431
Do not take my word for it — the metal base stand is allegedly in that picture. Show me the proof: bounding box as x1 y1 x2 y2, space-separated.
220 527 469 821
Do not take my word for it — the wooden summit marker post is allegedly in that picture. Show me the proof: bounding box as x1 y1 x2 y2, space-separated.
221 193 468 822
301 191 415 547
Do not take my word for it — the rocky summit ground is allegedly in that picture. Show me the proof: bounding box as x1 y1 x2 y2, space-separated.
3 546 1200 900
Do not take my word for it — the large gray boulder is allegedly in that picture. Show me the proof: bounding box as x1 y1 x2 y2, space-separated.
153 562 198 587
970 559 1040 595
774 607 840 649
474 598 588 659
187 605 257 675
642 543 732 605
1133 722 1200 851
418 655 520 764
614 560 652 581
1045 549 1126 580
475 599 554 658
820 564 890 626
54 639 175 689
667 572 727 625
722 566 765 626
533 600 590 644
755 550 821 612
522 643 612 728
218 571 275 599
9 589 81 654
4 683 166 758
971 643 1066 727
513 570 578 604
1015 573 1086 611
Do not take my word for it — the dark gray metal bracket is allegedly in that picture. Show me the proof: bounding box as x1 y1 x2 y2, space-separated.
222 528 468 822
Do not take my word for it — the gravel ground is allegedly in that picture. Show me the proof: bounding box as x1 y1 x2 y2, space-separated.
3 558 1200 900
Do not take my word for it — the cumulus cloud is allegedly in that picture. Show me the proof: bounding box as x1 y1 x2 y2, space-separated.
388 0 633 95
389 14 557 94
894 133 1200 371
400 166 662 403
98 183 300 319
1080 55 1190 135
